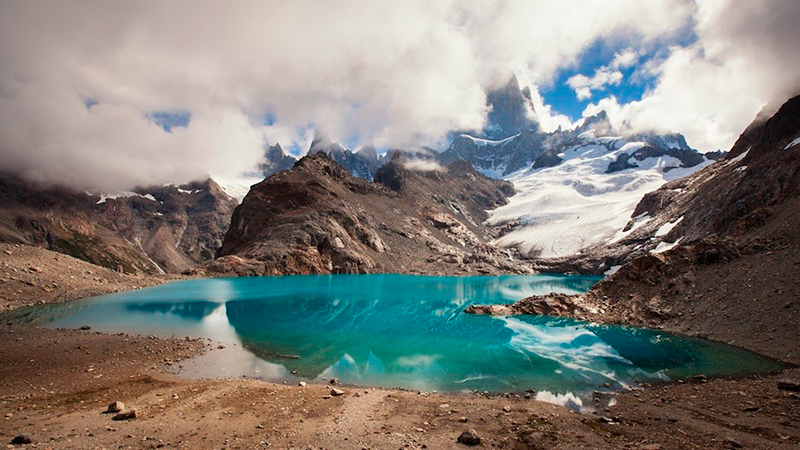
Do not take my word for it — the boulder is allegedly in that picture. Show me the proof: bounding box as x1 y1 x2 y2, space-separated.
112 409 139 421
457 429 481 446
330 388 345 396
106 401 125 413
10 435 32 444
777 379 800 392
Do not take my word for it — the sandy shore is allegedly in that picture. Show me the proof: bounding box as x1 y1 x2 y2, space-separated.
1 243 799 449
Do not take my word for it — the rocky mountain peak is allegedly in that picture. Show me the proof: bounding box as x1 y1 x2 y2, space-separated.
728 94 800 161
577 110 616 137
259 143 297 177
484 73 537 139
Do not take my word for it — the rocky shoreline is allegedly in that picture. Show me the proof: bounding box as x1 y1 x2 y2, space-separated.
0 243 798 448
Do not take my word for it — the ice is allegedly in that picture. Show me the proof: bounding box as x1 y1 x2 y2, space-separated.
488 136 710 258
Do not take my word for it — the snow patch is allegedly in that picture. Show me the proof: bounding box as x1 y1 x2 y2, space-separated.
460 133 518 148
652 238 683 254
609 213 651 244
604 265 622 276
654 216 684 237
95 191 158 204
785 137 800 149
214 176 262 202
727 149 749 165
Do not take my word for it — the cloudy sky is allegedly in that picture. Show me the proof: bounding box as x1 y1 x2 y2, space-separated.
1 0 798 190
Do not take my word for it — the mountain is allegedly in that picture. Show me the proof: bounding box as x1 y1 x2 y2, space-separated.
469 94 800 365
258 143 297 177
483 74 538 139
604 94 800 261
0 177 237 274
439 107 706 180
308 134 383 180
206 152 529 276
483 115 713 264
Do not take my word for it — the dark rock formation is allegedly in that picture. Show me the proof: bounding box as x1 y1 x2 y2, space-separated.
605 145 705 173
259 143 297 177
484 74 537 138
308 134 383 180
209 152 530 276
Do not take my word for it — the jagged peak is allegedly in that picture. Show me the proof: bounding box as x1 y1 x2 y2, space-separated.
484 72 537 139
308 131 348 155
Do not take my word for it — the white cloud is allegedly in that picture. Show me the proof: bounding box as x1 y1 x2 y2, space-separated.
610 48 640 69
566 48 638 100
586 0 800 152
2 0 795 188
402 159 446 172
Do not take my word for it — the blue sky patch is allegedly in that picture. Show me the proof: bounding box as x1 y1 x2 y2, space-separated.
541 30 697 121
147 111 191 132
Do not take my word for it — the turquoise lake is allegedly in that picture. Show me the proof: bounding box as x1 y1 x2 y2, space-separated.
8 274 781 408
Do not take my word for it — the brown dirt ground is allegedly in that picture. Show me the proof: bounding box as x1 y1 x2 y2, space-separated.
0 243 798 449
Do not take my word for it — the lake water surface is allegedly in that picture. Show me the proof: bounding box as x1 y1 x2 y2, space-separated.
9 274 781 408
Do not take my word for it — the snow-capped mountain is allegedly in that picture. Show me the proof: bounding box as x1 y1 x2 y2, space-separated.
485 121 715 260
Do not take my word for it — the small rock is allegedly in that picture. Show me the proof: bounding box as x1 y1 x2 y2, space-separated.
10 434 32 444
330 378 339 385
106 401 125 413
217 344 226 349
79 325 91 330
113 409 139 421
298 381 307 387
599 416 614 424
458 417 468 423
502 406 511 412
777 380 800 392
457 429 481 446
330 388 345 396
723 437 742 448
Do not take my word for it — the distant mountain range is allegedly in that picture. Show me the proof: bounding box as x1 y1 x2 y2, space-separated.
0 177 237 274
254 74 719 264
259 74 713 183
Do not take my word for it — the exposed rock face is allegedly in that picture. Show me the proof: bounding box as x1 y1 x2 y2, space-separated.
605 145 704 174
484 74 537 139
0 177 237 274
259 143 297 177
467 95 800 365
209 152 530 276
308 134 383 180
